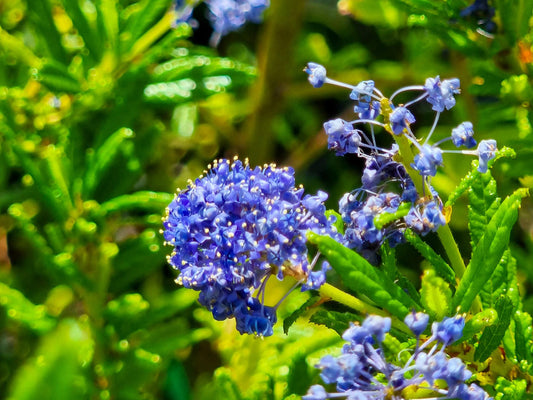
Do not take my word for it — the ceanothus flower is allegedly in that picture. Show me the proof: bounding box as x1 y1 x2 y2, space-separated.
452 122 477 148
413 144 443 177
390 106 416 135
304 313 492 400
323 118 361 156
477 139 497 173
163 158 338 336
424 76 461 112
305 62 327 88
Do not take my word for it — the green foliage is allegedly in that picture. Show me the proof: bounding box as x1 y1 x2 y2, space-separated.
453 188 528 313
474 296 514 362
307 232 418 319
420 269 451 321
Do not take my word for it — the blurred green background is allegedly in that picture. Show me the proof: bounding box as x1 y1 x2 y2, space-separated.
1 0 533 399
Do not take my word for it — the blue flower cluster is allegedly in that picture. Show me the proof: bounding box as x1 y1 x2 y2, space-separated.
163 158 338 336
305 63 498 261
304 313 492 400
173 0 270 46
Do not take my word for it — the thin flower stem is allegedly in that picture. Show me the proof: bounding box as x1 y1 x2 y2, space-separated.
424 111 440 145
318 283 412 335
390 85 425 102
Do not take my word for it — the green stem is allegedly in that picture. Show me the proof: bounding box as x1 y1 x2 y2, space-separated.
318 283 411 335
382 99 468 285
436 224 466 279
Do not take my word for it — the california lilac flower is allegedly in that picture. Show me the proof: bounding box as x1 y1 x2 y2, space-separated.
303 313 492 400
305 62 327 88
323 118 361 156
390 106 416 135
477 139 498 173
304 64 496 260
452 122 477 148
424 76 461 112
163 158 338 335
413 144 443 177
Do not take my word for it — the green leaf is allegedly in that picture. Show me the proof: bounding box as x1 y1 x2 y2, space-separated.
468 169 501 248
309 310 362 335
95 191 173 215
474 296 514 362
35 60 82 93
7 320 93 400
61 0 103 62
445 147 516 208
286 353 312 396
0 282 56 333
494 0 533 44
479 250 519 309
494 376 528 400
28 0 68 63
404 229 455 284
453 188 528 312
307 232 418 319
213 367 243 400
514 311 533 364
459 308 498 344
283 294 321 334
420 269 451 321
82 127 135 198
374 202 411 230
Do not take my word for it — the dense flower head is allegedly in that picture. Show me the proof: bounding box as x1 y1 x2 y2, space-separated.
304 313 492 400
163 158 338 335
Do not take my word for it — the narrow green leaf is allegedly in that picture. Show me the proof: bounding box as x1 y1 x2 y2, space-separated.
96 191 173 216
420 269 451 321
28 0 68 63
380 241 397 281
0 282 56 333
309 309 362 335
494 0 533 44
467 168 500 247
213 368 243 400
307 232 418 319
36 60 82 93
479 250 519 309
95 0 119 51
453 188 528 312
283 294 321 334
404 229 455 284
514 311 533 364
7 320 93 400
119 0 171 54
374 202 411 229
62 0 103 61
474 296 514 362
459 308 498 344
83 127 135 198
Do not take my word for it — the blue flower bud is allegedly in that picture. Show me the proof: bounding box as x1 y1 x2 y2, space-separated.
305 62 327 88
452 122 477 148
404 311 429 336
